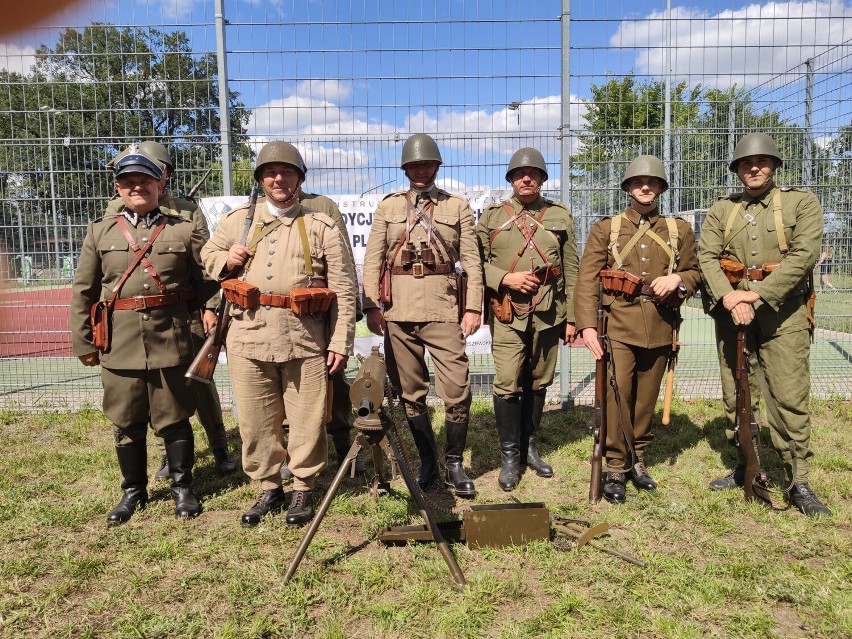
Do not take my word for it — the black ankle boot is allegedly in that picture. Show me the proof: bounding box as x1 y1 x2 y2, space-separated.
494 396 522 491
407 412 439 489
164 433 201 519
521 390 553 478
107 442 149 526
444 418 475 498
603 471 627 504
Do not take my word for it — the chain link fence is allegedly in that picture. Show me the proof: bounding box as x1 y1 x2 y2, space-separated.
0 0 850 410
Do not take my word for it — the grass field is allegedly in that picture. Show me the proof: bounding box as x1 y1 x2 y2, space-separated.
0 398 850 639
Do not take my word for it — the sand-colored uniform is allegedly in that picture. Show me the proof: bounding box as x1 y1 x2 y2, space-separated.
698 186 822 483
476 195 579 397
575 208 699 471
201 201 357 491
70 207 217 443
362 188 484 419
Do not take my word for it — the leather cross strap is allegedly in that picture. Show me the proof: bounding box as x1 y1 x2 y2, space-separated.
104 217 168 310
113 289 195 311
117 216 168 294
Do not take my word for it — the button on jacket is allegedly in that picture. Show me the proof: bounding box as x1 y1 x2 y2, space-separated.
574 208 700 349
201 201 357 362
362 188 483 322
70 208 217 369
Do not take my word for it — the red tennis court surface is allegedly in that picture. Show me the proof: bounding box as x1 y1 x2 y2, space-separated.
0 286 73 357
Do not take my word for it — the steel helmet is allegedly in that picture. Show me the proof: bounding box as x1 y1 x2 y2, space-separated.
400 134 442 168
505 147 548 182
729 133 782 172
254 141 307 180
621 155 669 192
137 141 172 171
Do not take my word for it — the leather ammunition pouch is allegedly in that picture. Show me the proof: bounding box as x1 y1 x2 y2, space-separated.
89 300 112 352
719 258 780 285
488 290 512 324
600 269 644 296
289 287 336 316
221 279 260 309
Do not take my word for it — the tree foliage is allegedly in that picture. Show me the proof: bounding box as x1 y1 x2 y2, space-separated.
0 23 252 262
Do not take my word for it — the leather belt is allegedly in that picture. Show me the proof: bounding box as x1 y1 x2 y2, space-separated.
390 262 453 276
257 293 292 308
113 290 195 311
533 265 561 283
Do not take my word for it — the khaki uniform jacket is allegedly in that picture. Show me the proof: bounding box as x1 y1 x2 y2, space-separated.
70 208 217 368
698 186 822 332
362 188 484 322
476 195 579 331
574 208 700 349
201 201 357 362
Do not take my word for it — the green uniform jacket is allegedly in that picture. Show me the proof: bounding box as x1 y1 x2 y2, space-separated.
362 188 484 322
70 208 218 368
476 195 579 331
574 208 700 349
698 186 822 334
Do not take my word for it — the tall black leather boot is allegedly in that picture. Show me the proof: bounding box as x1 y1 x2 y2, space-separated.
444 418 475 498
407 412 439 489
494 395 522 491
521 390 553 478
164 430 201 519
107 441 149 526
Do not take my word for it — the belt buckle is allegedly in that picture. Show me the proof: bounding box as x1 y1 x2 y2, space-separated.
412 262 424 278
133 296 148 310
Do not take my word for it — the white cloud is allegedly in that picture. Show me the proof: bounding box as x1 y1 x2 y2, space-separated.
0 42 36 74
613 0 852 88
159 0 195 20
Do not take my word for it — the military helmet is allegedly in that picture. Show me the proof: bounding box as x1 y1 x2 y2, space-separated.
137 141 172 171
729 133 783 172
621 155 669 192
254 141 307 180
505 147 548 182
113 145 164 180
400 134 442 168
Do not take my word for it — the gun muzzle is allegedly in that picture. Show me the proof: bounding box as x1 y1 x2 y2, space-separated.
357 398 374 418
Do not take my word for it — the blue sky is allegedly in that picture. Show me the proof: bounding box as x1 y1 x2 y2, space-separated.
1 0 850 193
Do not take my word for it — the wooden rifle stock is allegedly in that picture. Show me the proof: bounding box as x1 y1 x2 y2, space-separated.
185 182 260 383
589 285 607 504
736 328 764 502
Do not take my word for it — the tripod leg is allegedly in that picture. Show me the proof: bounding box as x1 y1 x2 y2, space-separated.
385 434 466 587
284 438 364 582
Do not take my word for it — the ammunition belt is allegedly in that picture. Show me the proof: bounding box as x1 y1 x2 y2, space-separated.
389 262 453 276
257 293 292 308
112 290 195 311
600 269 683 309
719 258 780 285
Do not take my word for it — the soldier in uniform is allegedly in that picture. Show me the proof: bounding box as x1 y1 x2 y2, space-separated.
698 133 829 516
574 156 699 503
201 141 357 526
279 187 368 480
362 134 484 497
476 147 579 491
107 141 237 478
70 148 218 524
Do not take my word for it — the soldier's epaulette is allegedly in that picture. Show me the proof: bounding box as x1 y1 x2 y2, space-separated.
438 188 465 202
780 186 804 192
221 202 251 218
718 192 743 201
381 190 406 202
304 208 335 229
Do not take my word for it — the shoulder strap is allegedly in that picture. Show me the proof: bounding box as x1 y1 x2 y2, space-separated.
116 217 169 293
608 214 624 268
296 215 313 277
773 190 787 254
723 202 743 244
111 218 168 302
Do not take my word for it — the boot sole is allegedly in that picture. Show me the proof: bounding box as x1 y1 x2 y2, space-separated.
603 493 626 504
447 482 476 498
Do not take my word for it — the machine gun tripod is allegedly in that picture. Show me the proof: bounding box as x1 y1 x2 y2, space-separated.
283 347 466 587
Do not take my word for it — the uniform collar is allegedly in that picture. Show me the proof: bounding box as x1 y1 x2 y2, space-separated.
742 185 777 208
261 201 301 226
410 186 437 203
510 194 545 211
623 206 659 226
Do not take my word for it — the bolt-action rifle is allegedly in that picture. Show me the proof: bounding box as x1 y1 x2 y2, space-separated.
185 167 213 200
661 313 681 426
185 183 259 383
735 328 768 502
589 283 607 504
